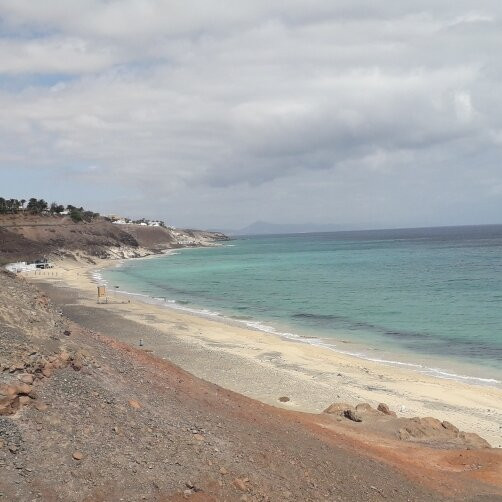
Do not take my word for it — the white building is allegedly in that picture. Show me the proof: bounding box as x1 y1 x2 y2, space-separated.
5 262 37 273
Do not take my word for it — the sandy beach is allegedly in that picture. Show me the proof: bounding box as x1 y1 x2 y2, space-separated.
26 256 502 448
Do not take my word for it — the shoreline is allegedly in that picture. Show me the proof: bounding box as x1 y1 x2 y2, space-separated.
98 252 502 390
24 255 502 448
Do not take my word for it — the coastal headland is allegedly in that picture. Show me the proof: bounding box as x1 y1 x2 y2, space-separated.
1 212 502 500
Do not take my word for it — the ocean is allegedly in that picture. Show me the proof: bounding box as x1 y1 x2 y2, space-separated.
100 225 502 387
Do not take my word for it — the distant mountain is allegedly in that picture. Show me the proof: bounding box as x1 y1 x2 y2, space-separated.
231 221 355 235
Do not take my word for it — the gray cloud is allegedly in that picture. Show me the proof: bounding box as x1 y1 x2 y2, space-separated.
0 1 501 228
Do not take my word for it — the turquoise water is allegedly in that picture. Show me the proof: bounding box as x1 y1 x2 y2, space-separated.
101 226 502 386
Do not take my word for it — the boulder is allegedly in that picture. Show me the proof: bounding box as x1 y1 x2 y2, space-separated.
459 432 491 449
377 403 397 417
41 366 53 378
441 421 459 434
18 374 34 385
344 409 363 422
51 359 62 370
15 383 32 395
19 395 31 405
398 418 438 440
420 417 443 430
323 403 354 416
0 396 20 416
397 417 490 449
0 385 17 398
9 363 25 373
355 403 379 414
398 427 412 441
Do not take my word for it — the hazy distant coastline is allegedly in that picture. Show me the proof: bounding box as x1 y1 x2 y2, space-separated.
219 220 502 236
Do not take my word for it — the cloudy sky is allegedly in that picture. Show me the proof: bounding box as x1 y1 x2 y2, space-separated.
1 1 502 230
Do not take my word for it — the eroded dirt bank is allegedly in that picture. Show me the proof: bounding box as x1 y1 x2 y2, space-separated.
1 271 502 501
0 213 228 265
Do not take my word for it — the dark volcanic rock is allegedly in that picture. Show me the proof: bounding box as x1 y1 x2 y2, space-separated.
344 409 363 422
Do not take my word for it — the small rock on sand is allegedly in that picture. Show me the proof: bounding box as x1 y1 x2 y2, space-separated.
72 451 83 461
41 367 53 378
278 396 290 402
128 399 142 410
233 478 248 492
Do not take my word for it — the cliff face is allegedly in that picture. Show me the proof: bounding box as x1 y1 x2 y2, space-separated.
122 224 228 251
0 214 228 264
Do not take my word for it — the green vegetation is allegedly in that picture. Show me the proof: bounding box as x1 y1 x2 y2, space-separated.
0 197 100 222
0 198 26 213
26 198 48 213
66 205 99 222
0 197 162 227
50 202 65 214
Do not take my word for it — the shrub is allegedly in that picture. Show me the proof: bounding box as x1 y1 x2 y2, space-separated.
70 210 83 222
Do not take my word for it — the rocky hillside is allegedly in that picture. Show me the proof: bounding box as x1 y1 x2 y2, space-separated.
0 214 228 264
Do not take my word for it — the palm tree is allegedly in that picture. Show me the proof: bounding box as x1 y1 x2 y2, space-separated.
37 199 48 213
27 198 39 213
